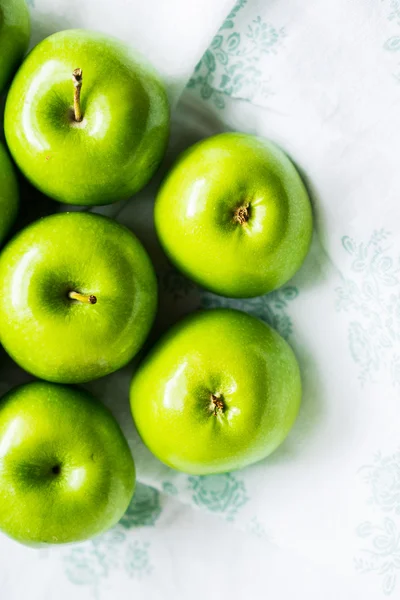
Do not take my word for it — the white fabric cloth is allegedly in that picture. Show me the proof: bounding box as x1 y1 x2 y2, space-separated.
1 0 400 598
27 0 233 103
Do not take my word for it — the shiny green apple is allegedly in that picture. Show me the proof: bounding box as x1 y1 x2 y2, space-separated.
0 141 18 246
5 29 169 206
130 308 301 475
155 133 313 298
0 212 157 383
0 381 135 545
0 0 30 95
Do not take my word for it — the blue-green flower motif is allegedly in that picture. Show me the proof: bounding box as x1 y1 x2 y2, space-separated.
355 518 400 596
188 473 248 522
348 321 379 373
383 0 400 79
391 355 400 386
220 0 247 31
361 451 400 514
336 230 400 385
187 0 285 108
120 483 162 528
385 36 400 51
201 286 298 340
62 485 159 593
124 541 152 578
162 481 179 496
64 530 120 586
356 450 400 594
247 516 270 539
387 0 400 22
226 32 240 52
63 532 153 593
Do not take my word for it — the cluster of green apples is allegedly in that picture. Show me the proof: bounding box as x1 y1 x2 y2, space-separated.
0 0 313 547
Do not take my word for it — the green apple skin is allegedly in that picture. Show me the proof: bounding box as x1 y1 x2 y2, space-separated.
130 308 301 475
0 381 135 545
155 133 313 298
4 29 169 206
0 212 157 383
0 141 19 246
0 0 30 95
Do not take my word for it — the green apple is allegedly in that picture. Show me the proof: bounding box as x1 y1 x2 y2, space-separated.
4 29 169 206
0 0 30 95
0 141 18 246
155 132 313 298
130 308 301 475
0 212 157 383
0 381 135 545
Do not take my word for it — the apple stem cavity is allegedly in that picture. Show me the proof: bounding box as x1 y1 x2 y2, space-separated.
233 203 250 225
72 68 83 122
210 393 225 416
68 291 97 305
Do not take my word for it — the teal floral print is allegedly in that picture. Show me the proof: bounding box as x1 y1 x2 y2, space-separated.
64 533 152 596
336 230 400 386
187 0 285 108
188 473 248 522
387 0 400 22
361 451 400 514
62 484 160 594
124 540 152 578
383 0 400 79
162 481 179 496
355 519 400 595
356 450 400 595
247 516 270 539
202 286 299 340
391 355 400 386
120 483 162 528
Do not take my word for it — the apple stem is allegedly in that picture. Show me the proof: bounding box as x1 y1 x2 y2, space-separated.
210 393 224 416
233 203 250 225
68 291 97 305
72 68 83 122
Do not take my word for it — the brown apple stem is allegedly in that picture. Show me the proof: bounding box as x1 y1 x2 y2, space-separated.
210 393 224 416
233 203 250 225
72 68 83 122
68 291 97 305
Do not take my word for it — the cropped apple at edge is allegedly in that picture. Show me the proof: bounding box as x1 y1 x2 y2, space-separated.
0 141 19 246
4 28 170 206
0 0 30 95
0 381 135 545
0 212 158 383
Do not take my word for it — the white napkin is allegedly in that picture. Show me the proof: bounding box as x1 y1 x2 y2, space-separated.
27 0 233 103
